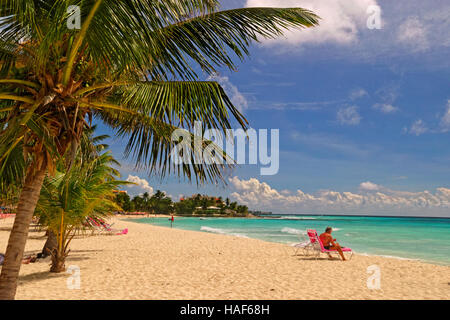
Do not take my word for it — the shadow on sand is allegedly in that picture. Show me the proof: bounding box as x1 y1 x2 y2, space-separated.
18 271 67 283
294 255 341 261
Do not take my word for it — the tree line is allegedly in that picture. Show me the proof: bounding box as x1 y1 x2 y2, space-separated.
114 192 249 217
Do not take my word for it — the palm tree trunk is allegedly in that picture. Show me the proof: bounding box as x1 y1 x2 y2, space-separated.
50 211 67 273
50 250 67 273
41 230 58 258
0 165 47 300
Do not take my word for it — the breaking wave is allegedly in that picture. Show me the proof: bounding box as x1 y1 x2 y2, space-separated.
200 226 249 238
279 216 317 220
281 227 306 235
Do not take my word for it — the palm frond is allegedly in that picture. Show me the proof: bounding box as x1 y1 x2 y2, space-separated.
79 4 319 79
98 110 233 185
108 80 248 131
146 7 319 77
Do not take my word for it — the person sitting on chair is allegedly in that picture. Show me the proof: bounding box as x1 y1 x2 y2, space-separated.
319 227 346 261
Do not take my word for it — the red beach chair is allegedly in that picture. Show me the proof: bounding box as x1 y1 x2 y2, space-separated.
305 229 353 260
87 217 128 235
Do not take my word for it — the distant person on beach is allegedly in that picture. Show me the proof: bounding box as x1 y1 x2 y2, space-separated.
319 227 346 261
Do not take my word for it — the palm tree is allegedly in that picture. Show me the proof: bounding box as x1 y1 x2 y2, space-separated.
0 0 318 299
153 190 165 201
114 192 131 212
35 152 127 272
131 195 144 211
142 192 151 212
38 125 118 259
151 192 173 215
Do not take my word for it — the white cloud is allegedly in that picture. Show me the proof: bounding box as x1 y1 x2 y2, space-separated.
229 177 450 216
253 88 369 112
404 119 428 136
397 16 429 52
440 100 450 133
207 74 248 112
337 106 361 125
239 1 449 62
372 103 399 114
359 181 381 191
245 0 380 47
349 88 368 100
126 175 154 195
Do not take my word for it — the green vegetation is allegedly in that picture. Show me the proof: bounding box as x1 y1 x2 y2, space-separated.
116 190 173 214
115 192 249 217
175 194 249 217
34 128 128 272
36 152 126 272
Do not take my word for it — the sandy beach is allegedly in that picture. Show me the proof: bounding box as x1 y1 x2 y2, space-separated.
1 217 449 300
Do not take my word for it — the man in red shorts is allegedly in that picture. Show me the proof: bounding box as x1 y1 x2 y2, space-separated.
319 227 346 261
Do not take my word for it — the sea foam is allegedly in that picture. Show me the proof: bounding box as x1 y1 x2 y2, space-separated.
200 226 249 238
279 216 317 220
281 227 306 235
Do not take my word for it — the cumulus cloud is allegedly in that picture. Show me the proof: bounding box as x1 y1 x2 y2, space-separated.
229 177 450 216
337 106 361 125
397 16 429 52
440 100 450 133
372 103 399 114
401 101 450 135
245 0 380 47
126 175 154 195
403 119 428 136
359 181 381 191
207 74 248 112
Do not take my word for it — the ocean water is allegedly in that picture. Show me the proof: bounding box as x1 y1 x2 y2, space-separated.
133 215 450 265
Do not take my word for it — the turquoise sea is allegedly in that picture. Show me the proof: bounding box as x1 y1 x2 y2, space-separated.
133 215 450 265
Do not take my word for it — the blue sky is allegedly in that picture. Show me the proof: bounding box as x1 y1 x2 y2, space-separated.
97 0 450 216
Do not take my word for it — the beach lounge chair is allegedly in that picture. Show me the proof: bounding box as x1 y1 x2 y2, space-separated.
101 222 128 235
305 229 353 260
86 217 128 235
0 213 15 219
96 218 128 235
291 233 312 255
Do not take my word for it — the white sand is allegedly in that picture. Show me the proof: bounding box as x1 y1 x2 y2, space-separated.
1 217 449 300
